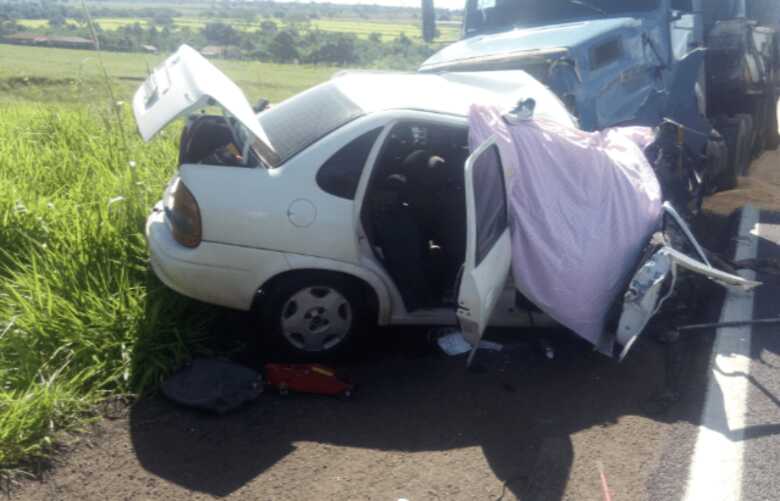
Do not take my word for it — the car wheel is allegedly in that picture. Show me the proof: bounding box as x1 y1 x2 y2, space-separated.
261 273 368 360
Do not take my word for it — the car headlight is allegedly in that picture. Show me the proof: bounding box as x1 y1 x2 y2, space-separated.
164 177 202 248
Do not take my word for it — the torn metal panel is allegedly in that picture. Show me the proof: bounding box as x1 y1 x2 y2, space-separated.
614 204 761 360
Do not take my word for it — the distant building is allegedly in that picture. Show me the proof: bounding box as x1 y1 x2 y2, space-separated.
1 33 96 50
200 45 227 58
46 36 96 50
2 32 49 46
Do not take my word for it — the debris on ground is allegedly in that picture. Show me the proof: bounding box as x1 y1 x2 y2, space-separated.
161 358 263 414
705 150 780 215
432 328 504 356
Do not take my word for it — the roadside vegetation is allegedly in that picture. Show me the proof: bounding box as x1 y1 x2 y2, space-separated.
0 97 220 476
0 41 336 479
0 44 338 103
0 0 459 68
0 0 461 481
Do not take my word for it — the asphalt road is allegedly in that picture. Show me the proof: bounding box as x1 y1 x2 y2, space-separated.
13 154 780 501
739 210 780 501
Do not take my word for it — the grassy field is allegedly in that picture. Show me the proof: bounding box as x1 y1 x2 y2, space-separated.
0 44 336 478
0 44 339 104
16 16 460 42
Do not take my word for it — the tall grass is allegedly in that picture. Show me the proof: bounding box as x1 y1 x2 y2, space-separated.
0 103 219 476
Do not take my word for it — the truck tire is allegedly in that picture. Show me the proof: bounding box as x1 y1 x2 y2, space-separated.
705 136 728 195
764 89 780 151
737 114 754 176
716 115 751 190
715 117 739 190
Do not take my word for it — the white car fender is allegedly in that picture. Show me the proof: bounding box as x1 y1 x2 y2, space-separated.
281 253 393 325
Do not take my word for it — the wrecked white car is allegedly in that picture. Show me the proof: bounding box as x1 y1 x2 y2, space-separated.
134 45 757 359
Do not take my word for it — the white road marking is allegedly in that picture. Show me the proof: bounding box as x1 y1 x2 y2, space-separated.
683 205 760 501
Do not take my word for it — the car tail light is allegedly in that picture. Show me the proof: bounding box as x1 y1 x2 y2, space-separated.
164 178 202 248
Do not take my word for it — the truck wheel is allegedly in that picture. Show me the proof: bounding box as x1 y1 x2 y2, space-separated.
736 114 754 176
259 272 370 361
751 100 767 157
705 137 727 195
717 115 751 190
764 90 780 151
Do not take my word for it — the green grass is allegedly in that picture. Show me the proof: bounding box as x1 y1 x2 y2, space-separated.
0 44 339 104
0 102 217 474
0 44 336 478
16 16 460 42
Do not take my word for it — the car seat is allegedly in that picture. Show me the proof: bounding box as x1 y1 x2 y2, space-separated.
372 173 434 310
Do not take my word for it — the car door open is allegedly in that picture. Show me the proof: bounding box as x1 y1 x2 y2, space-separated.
456 136 512 365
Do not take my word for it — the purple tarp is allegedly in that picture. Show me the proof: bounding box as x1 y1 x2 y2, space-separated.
469 104 663 351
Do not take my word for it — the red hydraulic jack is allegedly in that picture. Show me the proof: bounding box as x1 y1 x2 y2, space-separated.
264 363 354 398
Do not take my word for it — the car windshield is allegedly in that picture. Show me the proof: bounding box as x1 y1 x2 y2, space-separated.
464 0 660 35
257 83 364 167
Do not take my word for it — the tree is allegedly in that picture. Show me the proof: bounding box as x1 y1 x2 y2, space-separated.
202 21 240 46
306 33 358 65
421 0 436 43
260 20 277 35
0 20 23 36
268 30 299 62
146 25 161 47
48 13 66 29
152 12 174 27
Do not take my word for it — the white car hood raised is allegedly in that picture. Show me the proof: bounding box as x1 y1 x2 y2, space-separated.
132 45 275 158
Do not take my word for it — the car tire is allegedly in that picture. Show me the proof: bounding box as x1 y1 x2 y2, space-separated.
259 272 369 361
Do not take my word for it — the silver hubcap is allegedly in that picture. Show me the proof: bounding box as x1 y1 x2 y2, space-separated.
280 286 352 352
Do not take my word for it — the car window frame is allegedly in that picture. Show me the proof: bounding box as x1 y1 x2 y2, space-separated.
315 126 384 200
353 111 469 263
359 113 470 212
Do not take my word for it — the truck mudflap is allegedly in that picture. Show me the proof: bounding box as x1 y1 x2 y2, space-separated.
612 203 761 361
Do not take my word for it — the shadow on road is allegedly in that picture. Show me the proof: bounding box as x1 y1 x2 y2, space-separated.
127 322 697 499
124 208 780 499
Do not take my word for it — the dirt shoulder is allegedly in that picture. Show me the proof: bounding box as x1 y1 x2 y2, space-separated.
705 149 780 216
14 330 680 501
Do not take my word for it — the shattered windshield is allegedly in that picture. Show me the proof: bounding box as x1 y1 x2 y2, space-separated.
464 0 660 35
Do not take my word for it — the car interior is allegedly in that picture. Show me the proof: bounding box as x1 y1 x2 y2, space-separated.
362 121 470 311
178 114 260 167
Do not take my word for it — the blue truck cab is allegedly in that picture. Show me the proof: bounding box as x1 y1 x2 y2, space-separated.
421 0 695 131
420 0 779 206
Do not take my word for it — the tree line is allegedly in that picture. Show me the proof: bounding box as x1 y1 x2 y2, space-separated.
0 1 459 69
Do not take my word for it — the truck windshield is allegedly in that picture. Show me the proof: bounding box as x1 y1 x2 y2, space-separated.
464 0 661 35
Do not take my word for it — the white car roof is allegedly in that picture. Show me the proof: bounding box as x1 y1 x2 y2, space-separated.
257 69 575 166
329 70 574 125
